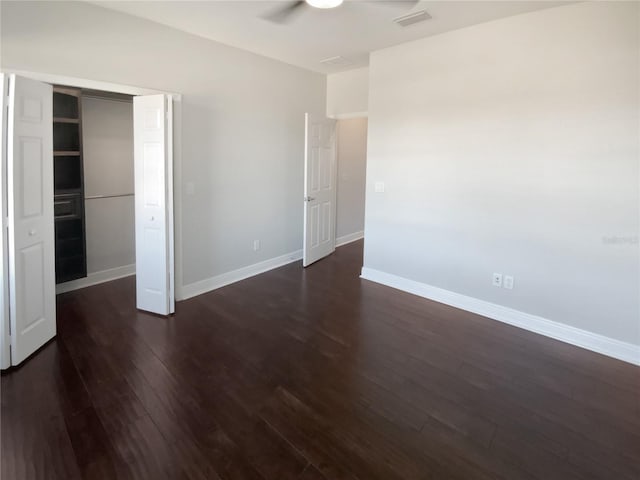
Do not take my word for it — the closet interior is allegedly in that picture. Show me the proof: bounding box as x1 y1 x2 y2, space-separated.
53 86 135 286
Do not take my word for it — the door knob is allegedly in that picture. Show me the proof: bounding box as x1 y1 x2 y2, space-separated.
304 196 315 202
28 229 36 236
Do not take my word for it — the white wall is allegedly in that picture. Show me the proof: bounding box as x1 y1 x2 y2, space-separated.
0 1 326 290
336 118 367 240
327 67 369 118
364 2 640 347
82 96 135 274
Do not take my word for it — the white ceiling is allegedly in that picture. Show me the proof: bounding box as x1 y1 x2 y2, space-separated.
91 0 570 74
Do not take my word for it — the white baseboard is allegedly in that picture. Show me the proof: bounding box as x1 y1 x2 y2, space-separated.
336 230 364 248
56 264 136 294
360 267 640 366
180 233 362 301
181 250 303 300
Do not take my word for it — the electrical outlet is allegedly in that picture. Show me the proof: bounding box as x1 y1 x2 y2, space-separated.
253 240 260 251
503 275 514 290
492 273 503 287
374 181 385 193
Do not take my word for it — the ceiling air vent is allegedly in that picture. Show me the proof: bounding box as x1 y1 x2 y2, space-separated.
393 10 431 27
320 56 353 66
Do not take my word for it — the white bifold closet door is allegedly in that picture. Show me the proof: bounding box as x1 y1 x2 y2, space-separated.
133 94 174 316
2 74 56 367
303 113 337 267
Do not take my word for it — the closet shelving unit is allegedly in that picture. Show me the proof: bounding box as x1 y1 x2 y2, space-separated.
53 86 87 283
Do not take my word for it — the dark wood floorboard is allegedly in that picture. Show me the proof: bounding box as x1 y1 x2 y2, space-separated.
2 240 639 479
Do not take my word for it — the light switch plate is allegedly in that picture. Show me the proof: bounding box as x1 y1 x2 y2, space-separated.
374 181 385 193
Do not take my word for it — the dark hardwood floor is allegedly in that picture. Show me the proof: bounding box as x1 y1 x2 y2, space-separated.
2 240 639 479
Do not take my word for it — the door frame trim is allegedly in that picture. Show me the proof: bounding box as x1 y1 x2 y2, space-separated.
0 70 183 367
0 74 10 369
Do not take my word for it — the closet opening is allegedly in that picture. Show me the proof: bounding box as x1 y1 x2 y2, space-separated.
53 87 136 289
1 73 177 369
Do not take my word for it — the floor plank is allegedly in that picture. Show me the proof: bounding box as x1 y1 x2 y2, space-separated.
2 240 639 480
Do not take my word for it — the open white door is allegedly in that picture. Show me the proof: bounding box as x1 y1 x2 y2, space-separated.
303 113 337 267
4 74 56 366
133 94 174 315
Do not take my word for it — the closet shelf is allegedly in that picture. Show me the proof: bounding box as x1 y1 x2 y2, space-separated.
54 151 80 156
54 188 82 196
53 117 80 124
85 193 134 200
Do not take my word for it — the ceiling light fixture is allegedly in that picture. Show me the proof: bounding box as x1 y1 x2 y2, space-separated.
305 0 344 9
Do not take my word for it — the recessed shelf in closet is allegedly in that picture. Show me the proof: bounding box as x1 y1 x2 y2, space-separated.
53 90 79 118
53 86 87 284
53 122 80 152
54 155 82 192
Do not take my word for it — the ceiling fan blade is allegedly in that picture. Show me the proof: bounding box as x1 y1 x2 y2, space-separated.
262 1 307 24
